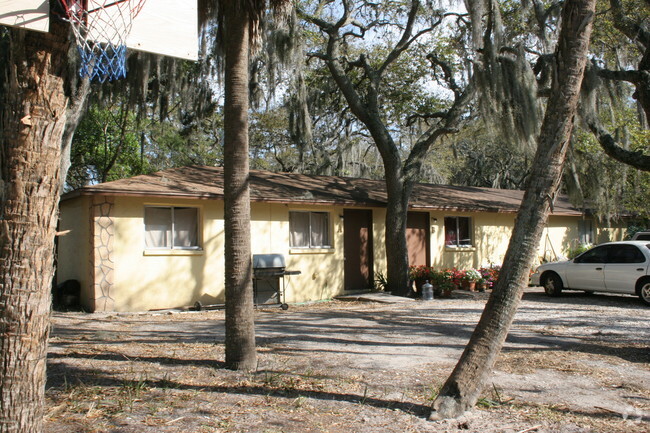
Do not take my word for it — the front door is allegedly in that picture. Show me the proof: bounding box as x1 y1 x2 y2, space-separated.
407 212 430 267
344 209 373 291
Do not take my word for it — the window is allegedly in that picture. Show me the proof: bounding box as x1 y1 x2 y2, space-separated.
574 245 609 264
144 206 200 249
608 245 645 264
289 211 331 248
444 216 472 247
578 220 593 245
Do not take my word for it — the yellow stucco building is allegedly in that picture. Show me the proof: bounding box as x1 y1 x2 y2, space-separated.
56 166 626 312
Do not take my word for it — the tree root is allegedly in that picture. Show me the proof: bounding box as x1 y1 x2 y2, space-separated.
429 395 470 420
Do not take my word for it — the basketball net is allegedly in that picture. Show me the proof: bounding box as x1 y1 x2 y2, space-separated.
59 0 147 82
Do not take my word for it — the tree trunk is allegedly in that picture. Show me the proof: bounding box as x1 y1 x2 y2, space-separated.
384 169 412 297
223 2 257 372
431 0 596 419
59 77 91 190
0 23 70 433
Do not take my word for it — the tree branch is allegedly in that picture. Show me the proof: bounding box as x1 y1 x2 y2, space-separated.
585 115 650 171
404 82 475 181
596 67 643 84
379 0 426 75
609 0 650 47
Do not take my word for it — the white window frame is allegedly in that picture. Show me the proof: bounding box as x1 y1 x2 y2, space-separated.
289 211 331 249
444 216 473 247
144 206 201 250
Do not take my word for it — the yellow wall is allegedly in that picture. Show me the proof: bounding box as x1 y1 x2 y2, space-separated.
429 211 516 269
418 210 589 269
109 196 224 311
59 193 623 312
252 203 346 303
595 220 627 243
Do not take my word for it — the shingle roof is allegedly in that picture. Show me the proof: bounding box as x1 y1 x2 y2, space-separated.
61 165 583 216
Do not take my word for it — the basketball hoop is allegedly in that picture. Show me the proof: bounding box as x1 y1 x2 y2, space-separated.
58 0 147 82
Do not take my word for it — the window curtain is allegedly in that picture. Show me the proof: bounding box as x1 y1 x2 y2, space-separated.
310 212 329 247
290 212 310 247
173 207 198 247
145 207 172 248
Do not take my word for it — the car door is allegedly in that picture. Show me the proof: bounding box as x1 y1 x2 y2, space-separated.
604 244 647 294
566 245 609 290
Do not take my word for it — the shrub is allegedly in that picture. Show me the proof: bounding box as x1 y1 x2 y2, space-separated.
567 243 592 259
410 265 439 282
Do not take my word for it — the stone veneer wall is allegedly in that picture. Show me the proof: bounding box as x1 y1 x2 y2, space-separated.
90 196 115 311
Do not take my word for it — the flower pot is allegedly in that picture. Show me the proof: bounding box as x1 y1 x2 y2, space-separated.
461 281 477 291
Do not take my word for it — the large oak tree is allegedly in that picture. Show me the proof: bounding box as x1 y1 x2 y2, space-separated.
300 0 474 295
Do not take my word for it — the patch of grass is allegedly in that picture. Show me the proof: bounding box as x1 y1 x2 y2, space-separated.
293 395 307 408
424 383 442 402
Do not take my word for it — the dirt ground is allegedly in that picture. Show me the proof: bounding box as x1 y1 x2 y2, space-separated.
45 288 650 433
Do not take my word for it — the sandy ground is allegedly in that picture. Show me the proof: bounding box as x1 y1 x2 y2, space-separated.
45 288 649 432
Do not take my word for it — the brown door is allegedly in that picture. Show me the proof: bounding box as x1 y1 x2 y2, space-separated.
407 212 430 267
344 209 374 291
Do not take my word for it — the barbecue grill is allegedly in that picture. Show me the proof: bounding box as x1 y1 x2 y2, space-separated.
252 254 300 310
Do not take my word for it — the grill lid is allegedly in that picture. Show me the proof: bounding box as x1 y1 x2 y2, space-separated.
253 254 286 269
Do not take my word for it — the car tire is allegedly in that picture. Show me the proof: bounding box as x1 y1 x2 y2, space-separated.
542 272 563 297
638 278 650 306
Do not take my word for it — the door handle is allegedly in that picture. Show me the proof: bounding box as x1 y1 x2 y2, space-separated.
638 268 644 272
595 267 603 271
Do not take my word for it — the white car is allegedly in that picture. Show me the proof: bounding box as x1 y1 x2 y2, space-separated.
632 231 650 240
530 241 650 305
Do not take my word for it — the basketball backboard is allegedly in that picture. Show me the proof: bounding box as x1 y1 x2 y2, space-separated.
0 0 50 33
0 0 198 61
127 0 198 61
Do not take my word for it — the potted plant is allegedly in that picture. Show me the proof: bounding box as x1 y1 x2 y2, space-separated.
428 269 443 297
462 268 481 291
438 279 455 298
409 265 435 296
448 268 464 289
409 265 424 290
479 265 500 289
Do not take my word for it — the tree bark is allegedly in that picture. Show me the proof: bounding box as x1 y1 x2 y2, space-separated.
0 23 70 433
223 1 257 372
431 0 596 419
